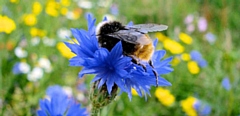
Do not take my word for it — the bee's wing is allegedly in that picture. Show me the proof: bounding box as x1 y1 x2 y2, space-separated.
106 30 151 45
127 24 168 33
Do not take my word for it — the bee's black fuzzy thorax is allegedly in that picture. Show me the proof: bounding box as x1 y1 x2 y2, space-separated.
98 21 124 35
97 21 137 54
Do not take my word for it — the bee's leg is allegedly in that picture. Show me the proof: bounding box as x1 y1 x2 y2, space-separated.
149 60 159 87
128 55 147 71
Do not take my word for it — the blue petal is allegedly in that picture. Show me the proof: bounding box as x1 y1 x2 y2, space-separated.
106 75 115 94
115 69 128 78
103 16 108 21
46 85 64 97
64 42 79 55
94 48 109 62
71 28 83 44
158 76 172 86
109 41 123 59
190 50 202 60
79 68 98 77
155 57 173 67
69 56 85 66
153 39 158 47
156 67 174 75
37 110 47 116
152 50 166 62
98 77 107 88
114 57 132 69
91 75 102 82
222 77 231 91
67 103 88 116
127 21 134 26
87 14 96 33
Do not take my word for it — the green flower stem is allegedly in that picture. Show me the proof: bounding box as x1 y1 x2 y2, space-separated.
90 81 118 116
91 106 101 116
223 51 235 116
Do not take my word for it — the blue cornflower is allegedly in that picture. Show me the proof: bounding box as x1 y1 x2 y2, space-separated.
194 100 211 116
110 4 119 16
37 85 88 116
222 77 231 91
205 32 216 45
190 50 207 68
65 14 173 99
12 62 30 74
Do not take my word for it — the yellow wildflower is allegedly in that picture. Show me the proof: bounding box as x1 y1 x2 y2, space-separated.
181 53 191 61
155 32 168 42
30 27 46 37
187 61 200 74
32 2 42 15
10 0 19 3
66 9 82 20
23 14 37 26
155 87 175 107
57 42 76 59
131 88 138 96
171 57 180 66
60 7 68 15
0 15 16 34
181 96 197 116
60 0 71 7
45 1 60 17
179 32 193 45
72 8 82 19
163 39 184 54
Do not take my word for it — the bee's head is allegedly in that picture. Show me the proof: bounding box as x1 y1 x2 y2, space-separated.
96 21 123 35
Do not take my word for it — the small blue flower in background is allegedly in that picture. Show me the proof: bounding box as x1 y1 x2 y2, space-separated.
205 32 216 45
65 14 173 99
190 50 207 68
222 77 231 91
37 85 88 116
110 4 119 16
194 100 211 116
12 62 30 74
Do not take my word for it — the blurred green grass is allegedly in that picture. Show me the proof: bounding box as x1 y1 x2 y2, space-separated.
0 0 240 115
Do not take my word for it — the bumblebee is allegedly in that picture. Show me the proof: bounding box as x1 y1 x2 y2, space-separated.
96 21 168 86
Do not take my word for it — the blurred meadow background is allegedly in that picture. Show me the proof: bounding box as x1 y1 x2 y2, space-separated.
1 0 240 115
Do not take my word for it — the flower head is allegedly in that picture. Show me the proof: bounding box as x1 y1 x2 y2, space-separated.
163 39 184 54
65 14 173 99
32 1 42 15
184 14 194 24
179 32 193 45
198 17 208 32
155 87 175 107
194 100 212 116
27 67 43 82
37 85 88 116
205 32 216 45
23 14 37 26
0 15 16 34
222 77 231 91
12 62 30 74
14 46 28 58
190 50 207 68
187 61 200 74
181 96 198 116
181 96 211 116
